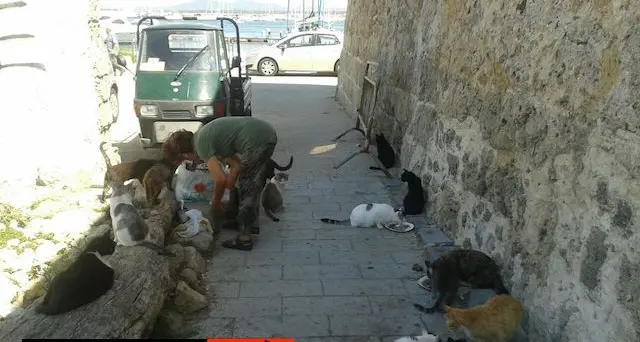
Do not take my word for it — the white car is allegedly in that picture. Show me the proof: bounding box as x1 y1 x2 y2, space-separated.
244 30 344 76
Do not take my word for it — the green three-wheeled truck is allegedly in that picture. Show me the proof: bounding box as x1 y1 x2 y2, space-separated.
133 16 252 147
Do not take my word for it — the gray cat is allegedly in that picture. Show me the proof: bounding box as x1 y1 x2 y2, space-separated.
260 172 289 222
109 183 174 256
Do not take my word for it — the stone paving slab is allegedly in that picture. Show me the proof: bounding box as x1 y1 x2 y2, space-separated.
189 79 434 340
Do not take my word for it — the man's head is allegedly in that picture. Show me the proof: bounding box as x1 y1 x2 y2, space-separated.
163 130 197 165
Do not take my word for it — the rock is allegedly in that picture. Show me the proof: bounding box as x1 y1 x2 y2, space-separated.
33 241 59 263
190 231 214 255
183 246 205 275
153 309 184 338
179 268 201 293
172 280 208 314
166 244 186 275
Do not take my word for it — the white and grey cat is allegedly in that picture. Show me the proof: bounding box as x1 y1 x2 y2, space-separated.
109 183 174 256
320 203 403 228
394 330 466 342
393 330 438 342
261 172 289 222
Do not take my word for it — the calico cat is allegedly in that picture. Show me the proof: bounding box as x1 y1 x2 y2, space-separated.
264 156 294 183
35 251 114 315
320 203 403 228
109 183 175 256
401 169 426 215
260 172 289 222
143 162 174 206
444 295 523 342
414 249 509 314
369 133 396 170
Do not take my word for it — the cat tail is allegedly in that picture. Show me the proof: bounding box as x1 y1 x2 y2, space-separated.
137 241 176 256
369 166 382 170
273 156 294 171
320 218 350 225
265 209 280 222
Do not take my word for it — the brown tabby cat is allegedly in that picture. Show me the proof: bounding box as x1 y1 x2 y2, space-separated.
444 294 523 342
143 163 174 206
414 249 509 313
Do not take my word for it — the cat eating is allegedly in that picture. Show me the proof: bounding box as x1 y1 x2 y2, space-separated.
444 295 523 342
401 169 426 215
414 249 509 314
263 156 294 184
320 203 403 228
369 133 396 170
35 251 114 315
109 183 175 256
261 172 289 222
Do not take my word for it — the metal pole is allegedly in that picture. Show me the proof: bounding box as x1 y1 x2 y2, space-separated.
318 0 324 28
286 0 290 31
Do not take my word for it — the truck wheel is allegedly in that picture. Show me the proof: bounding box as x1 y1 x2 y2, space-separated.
258 58 278 76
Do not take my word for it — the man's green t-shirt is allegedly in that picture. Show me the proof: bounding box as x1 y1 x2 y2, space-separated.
193 117 277 160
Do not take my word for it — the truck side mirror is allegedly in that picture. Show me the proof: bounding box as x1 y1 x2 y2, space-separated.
231 56 241 69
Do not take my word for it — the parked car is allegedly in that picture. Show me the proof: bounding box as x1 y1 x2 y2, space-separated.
244 30 344 76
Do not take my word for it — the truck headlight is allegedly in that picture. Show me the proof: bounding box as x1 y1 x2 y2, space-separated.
195 105 214 117
139 105 158 117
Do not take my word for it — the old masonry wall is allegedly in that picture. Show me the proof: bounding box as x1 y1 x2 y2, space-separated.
336 1 639 341
0 0 117 206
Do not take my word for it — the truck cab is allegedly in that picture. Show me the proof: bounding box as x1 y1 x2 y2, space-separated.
133 16 252 147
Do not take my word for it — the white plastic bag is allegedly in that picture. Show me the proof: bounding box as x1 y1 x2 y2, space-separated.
174 161 214 202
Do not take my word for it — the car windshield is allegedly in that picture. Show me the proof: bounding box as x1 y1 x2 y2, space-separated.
138 29 219 72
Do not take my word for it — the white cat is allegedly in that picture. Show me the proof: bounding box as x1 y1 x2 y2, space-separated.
393 330 438 342
109 183 174 256
320 203 403 228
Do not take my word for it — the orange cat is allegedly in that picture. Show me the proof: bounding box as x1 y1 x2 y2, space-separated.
444 294 523 342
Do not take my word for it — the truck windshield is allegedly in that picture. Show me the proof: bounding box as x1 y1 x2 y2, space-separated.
138 29 218 72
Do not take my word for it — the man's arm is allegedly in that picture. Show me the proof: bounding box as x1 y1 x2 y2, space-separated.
224 155 242 190
207 157 227 209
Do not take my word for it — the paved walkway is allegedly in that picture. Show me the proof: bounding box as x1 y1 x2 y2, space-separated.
184 77 428 341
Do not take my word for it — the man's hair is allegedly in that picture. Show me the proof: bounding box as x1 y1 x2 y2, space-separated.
162 130 195 165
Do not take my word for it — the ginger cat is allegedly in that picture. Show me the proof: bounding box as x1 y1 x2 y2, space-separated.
444 294 523 342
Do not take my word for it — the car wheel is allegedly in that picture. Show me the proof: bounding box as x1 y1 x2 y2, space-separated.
334 60 340 74
258 58 278 76
109 86 119 123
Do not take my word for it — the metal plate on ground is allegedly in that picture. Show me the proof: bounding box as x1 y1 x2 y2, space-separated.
153 121 203 142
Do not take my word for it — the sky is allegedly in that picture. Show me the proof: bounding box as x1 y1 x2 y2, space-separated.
101 0 348 11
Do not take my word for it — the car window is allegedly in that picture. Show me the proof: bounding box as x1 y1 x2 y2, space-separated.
286 34 314 48
316 34 340 46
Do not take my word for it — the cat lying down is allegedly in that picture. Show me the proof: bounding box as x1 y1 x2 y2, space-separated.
35 251 114 315
320 203 403 228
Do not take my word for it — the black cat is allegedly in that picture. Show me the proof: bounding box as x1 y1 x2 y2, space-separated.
35 252 115 315
369 133 395 170
414 249 509 314
400 169 425 215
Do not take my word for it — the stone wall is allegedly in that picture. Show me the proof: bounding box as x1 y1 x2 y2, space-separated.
0 0 117 207
337 1 639 341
